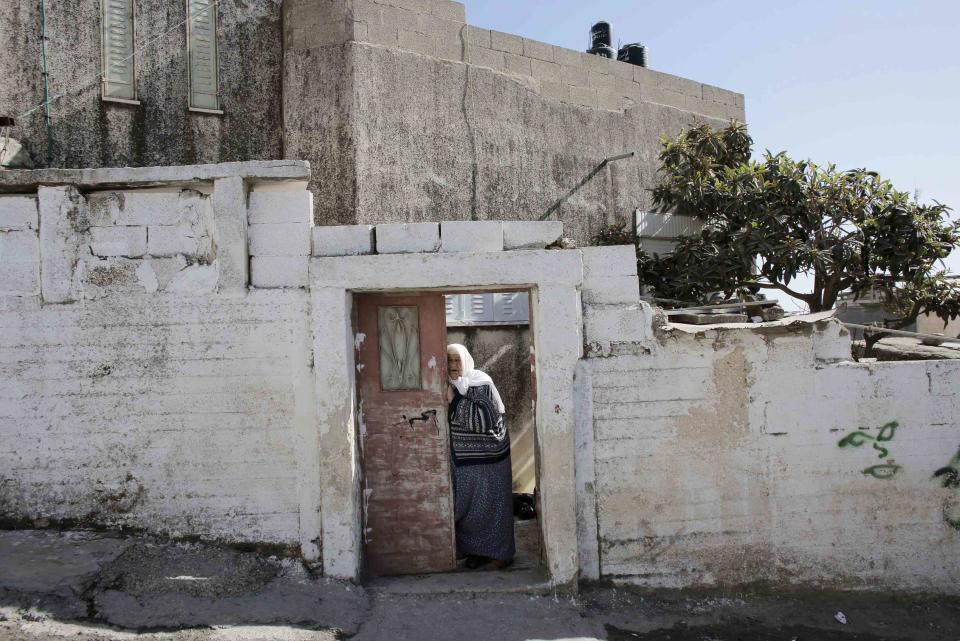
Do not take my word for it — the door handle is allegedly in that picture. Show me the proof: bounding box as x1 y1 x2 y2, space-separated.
399 409 439 436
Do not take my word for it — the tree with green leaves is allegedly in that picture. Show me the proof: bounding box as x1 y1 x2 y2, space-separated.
631 121 960 350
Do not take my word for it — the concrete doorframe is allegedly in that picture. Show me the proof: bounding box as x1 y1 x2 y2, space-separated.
308 250 584 588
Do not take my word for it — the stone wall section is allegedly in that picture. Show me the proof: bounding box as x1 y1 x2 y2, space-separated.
350 0 743 118
577 316 960 593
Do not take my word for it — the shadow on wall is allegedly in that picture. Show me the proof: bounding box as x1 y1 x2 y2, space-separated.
446 326 535 494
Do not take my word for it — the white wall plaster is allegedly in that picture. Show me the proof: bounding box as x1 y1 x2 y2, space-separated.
2 162 959 596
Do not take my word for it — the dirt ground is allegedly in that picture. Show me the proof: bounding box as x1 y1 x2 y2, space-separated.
1 529 957 641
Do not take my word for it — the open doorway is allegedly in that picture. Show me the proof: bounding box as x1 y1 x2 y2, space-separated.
444 291 541 573
352 289 540 579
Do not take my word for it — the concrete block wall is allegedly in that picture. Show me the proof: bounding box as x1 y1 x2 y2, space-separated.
578 317 960 594
350 0 743 119
0 196 40 296
0 290 311 545
0 162 315 547
248 188 313 288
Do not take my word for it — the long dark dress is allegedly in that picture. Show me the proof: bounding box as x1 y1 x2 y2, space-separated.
448 384 515 561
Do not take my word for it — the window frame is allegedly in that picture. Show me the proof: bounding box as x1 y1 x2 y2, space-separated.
100 0 140 105
186 0 223 114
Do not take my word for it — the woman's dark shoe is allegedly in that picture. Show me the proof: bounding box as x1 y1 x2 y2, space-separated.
465 555 489 570
489 558 513 570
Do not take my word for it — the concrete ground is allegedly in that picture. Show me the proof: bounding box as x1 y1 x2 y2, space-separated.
1 530 958 641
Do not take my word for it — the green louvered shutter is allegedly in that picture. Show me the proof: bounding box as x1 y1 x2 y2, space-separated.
188 0 220 111
101 0 136 100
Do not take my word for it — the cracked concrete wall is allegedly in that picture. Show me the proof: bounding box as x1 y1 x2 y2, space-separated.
282 0 744 245
578 317 960 594
0 0 283 168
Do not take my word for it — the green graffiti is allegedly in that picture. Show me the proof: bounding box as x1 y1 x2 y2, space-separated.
932 448 960 531
933 448 960 490
838 422 902 480
838 431 873 448
876 421 898 442
863 464 902 480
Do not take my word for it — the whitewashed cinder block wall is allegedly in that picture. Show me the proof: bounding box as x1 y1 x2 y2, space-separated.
575 311 960 594
2 161 959 594
0 162 318 550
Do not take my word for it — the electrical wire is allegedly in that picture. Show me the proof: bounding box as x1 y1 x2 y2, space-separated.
39 0 53 166
15 0 221 121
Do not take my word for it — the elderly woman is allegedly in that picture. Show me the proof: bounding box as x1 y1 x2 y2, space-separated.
446 343 515 570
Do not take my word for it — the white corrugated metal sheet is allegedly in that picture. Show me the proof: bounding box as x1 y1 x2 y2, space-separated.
445 293 529 325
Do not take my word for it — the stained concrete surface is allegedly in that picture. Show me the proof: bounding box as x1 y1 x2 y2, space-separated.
1 529 958 641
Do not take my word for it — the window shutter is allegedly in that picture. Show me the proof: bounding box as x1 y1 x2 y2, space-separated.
462 294 494 323
101 0 136 100
188 0 220 110
444 295 462 323
493 293 529 323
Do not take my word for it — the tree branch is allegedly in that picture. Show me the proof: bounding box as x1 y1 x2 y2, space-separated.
744 280 810 301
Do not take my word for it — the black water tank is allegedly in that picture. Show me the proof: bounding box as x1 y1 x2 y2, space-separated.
618 43 647 67
590 21 612 49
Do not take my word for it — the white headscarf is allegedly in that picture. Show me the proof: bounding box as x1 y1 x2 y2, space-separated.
447 343 506 414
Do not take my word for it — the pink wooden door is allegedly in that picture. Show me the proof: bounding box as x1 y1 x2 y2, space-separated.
354 292 456 576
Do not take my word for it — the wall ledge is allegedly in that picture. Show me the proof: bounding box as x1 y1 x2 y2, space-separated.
0 161 311 194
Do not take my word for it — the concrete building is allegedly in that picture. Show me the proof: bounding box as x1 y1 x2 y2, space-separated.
1 162 958 594
0 0 744 244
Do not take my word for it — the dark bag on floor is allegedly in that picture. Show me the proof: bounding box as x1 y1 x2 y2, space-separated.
513 493 536 520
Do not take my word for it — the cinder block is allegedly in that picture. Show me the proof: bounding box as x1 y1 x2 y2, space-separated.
466 46 504 70
553 46 582 69
581 246 638 279
582 275 640 305
490 30 523 54
439 221 503 252
88 191 184 226
0 229 40 263
90 226 147 257
0 196 38 230
503 221 563 249
251 256 309 288
0 230 39 294
584 303 652 345
531 59 561 83
248 190 313 224
380 4 420 31
463 25 490 47
248 223 312 256
522 38 554 62
654 70 702 98
375 222 440 253
367 21 400 46
0 260 38 294
607 60 635 82
588 71 616 92
212 176 249 293
399 28 436 56
430 0 465 22
148 225 198 257
312 225 375 256
504 53 532 76
702 84 739 106
561 65 588 86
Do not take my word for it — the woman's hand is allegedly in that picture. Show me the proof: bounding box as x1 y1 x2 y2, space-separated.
445 383 455 404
